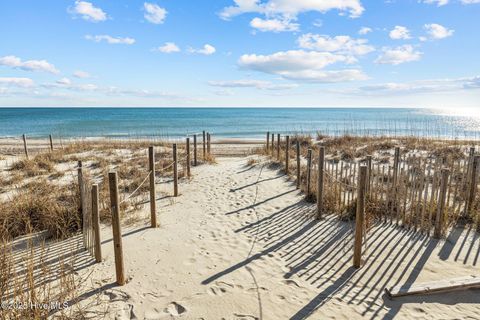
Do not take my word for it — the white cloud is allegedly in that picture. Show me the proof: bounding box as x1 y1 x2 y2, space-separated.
238 50 367 82
154 42 181 53
250 17 299 32
389 26 411 40
356 76 480 95
0 55 59 74
297 34 374 56
70 1 107 22
56 77 72 85
85 35 136 45
375 45 422 65
358 27 372 35
209 79 298 90
421 0 449 6
424 23 454 39
73 70 91 78
189 44 216 55
144 2 167 24
0 77 35 87
423 0 480 5
220 0 364 20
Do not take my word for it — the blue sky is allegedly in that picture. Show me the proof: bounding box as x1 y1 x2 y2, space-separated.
0 0 479 107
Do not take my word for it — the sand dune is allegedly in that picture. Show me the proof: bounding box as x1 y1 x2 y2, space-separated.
61 156 480 319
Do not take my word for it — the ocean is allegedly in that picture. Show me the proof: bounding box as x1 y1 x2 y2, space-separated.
0 107 479 140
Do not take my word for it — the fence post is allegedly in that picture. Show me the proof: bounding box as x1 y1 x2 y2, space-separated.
285 135 290 174
173 143 178 197
466 156 479 218
266 132 270 154
202 131 206 161
306 149 312 198
207 133 211 156
296 140 301 189
108 172 126 285
434 168 450 239
22 134 29 159
186 138 191 177
148 146 157 228
271 133 274 155
353 165 367 268
317 146 325 220
193 134 197 166
277 134 280 160
91 184 102 263
49 134 54 151
77 161 84 215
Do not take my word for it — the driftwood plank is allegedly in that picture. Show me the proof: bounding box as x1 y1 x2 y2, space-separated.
385 275 480 299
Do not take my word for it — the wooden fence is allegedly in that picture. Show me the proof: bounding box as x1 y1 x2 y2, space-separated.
265 133 480 239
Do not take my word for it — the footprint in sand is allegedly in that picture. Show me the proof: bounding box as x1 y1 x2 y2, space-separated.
282 279 301 288
165 302 187 316
114 303 138 320
233 313 259 320
208 281 239 296
103 289 131 302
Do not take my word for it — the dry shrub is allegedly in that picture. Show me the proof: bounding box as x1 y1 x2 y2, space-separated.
0 180 80 240
247 158 258 166
10 153 60 177
117 163 149 194
430 146 465 161
0 240 83 319
291 134 312 147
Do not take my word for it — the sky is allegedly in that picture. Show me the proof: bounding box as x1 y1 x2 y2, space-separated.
0 0 479 108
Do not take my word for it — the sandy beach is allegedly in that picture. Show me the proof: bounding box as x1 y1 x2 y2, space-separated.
40 155 479 319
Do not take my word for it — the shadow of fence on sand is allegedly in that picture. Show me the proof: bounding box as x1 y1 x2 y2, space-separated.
202 175 480 319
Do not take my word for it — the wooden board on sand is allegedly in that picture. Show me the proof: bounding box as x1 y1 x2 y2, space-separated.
385 275 480 299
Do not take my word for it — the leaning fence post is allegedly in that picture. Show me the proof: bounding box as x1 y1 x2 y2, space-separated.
393 147 400 184
306 149 312 198
108 171 126 285
466 156 479 218
22 134 29 159
434 168 450 239
186 137 191 177
285 135 290 174
296 140 301 189
277 134 281 160
353 165 367 268
173 143 178 197
317 147 325 220
91 184 102 263
266 132 270 154
193 134 198 166
49 134 54 151
202 131 206 161
148 146 157 228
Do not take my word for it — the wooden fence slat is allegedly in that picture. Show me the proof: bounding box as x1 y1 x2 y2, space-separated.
306 149 312 198
296 140 300 189
317 147 325 220
285 135 289 174
434 168 450 238
92 184 102 263
173 143 178 197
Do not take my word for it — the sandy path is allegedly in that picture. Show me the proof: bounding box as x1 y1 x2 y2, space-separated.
74 156 480 320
